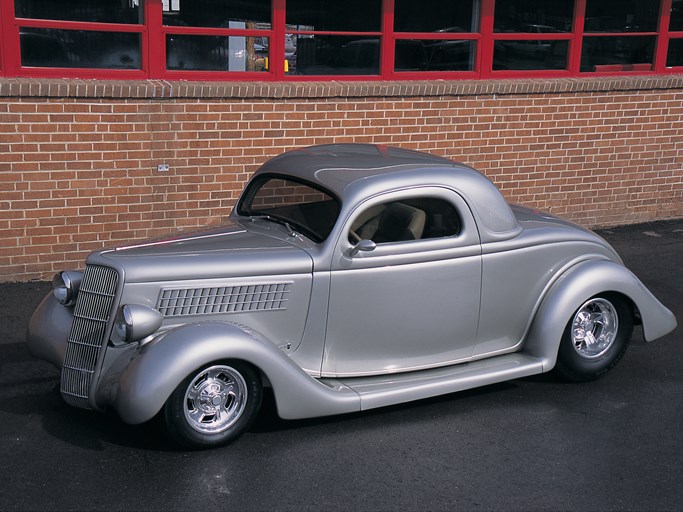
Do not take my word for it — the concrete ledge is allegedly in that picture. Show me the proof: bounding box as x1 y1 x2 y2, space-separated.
2 75 683 100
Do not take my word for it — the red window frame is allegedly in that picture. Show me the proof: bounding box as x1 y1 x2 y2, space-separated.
660 0 683 72
577 0 662 75
282 0 384 81
0 0 682 80
152 0 276 81
1 0 147 79
382 0 481 80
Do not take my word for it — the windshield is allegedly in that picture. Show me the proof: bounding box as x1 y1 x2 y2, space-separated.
237 174 341 243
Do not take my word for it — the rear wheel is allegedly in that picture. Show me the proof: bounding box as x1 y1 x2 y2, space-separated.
555 294 633 382
163 361 262 449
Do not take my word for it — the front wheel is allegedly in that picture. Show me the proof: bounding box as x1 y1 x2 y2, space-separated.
162 361 262 449
555 294 633 382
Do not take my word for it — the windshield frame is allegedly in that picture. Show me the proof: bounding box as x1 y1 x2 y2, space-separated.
236 173 342 243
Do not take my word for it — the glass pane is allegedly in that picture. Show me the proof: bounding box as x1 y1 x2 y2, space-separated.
580 36 655 71
166 35 269 72
671 0 683 31
494 0 573 32
162 0 270 29
239 177 340 243
584 0 659 33
289 35 380 75
15 0 142 24
286 0 381 32
20 28 141 68
667 39 683 67
395 40 476 71
349 198 461 243
395 0 479 33
493 40 568 70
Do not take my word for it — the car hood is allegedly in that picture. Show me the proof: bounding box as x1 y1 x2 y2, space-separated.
88 221 313 283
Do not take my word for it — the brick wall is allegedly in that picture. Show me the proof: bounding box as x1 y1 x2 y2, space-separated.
1 76 682 282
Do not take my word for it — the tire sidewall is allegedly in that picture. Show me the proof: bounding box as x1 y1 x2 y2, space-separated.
163 360 262 449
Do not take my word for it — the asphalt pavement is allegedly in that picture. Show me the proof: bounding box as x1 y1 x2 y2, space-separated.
0 219 682 512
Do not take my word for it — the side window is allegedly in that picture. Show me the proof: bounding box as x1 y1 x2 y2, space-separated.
349 197 461 244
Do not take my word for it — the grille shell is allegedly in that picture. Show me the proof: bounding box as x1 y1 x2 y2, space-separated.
60 265 119 409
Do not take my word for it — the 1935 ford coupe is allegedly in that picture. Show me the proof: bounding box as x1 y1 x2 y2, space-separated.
28 144 677 448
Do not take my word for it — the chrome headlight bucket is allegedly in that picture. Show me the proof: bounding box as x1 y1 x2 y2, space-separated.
52 271 83 307
114 304 163 343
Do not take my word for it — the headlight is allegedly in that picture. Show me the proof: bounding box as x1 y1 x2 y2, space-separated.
114 304 163 343
52 271 83 307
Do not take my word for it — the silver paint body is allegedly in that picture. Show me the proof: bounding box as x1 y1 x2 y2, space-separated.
27 144 677 424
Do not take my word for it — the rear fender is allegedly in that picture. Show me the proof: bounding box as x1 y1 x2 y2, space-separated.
115 322 360 424
525 259 677 370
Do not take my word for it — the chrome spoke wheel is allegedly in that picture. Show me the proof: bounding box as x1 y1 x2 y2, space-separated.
570 298 619 359
183 365 248 434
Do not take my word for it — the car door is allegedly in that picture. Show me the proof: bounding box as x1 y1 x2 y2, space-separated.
322 187 482 377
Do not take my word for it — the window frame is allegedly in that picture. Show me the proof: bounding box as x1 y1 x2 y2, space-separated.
158 0 275 80
0 0 682 80
662 0 683 71
388 0 481 79
4 0 148 79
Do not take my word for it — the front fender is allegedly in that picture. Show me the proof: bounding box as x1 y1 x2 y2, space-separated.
27 292 73 368
525 259 677 370
116 322 360 424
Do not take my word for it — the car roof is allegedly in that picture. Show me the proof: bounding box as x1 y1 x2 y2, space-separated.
251 144 520 241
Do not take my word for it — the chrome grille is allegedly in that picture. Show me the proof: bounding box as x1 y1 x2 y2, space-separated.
61 265 119 409
157 283 291 317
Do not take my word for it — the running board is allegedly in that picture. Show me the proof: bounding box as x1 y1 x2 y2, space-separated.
334 353 545 411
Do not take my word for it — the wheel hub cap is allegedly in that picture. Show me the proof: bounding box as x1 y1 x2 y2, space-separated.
570 298 619 359
183 365 248 434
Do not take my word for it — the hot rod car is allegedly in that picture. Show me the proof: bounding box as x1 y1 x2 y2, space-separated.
28 144 677 448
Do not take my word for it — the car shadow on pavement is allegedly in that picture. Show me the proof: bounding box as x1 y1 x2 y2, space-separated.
249 379 519 435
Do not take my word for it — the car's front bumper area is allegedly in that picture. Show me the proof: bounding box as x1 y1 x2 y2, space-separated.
27 292 72 368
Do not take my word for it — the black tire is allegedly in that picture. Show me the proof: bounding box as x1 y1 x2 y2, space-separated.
162 360 262 449
555 294 633 382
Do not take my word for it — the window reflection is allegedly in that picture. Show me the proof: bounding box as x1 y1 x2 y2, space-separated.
15 0 142 24
395 0 479 33
584 0 659 32
493 40 568 70
667 39 683 67
287 0 381 32
290 36 380 75
581 36 655 71
162 0 270 28
166 35 268 72
494 0 573 33
395 40 476 72
671 0 683 31
21 28 141 69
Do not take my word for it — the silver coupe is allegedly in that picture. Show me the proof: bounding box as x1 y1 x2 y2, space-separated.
28 144 677 449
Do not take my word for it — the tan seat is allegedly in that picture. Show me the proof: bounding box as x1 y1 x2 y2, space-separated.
350 202 425 243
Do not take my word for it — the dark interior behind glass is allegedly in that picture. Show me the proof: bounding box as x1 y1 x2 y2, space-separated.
494 0 573 32
162 0 271 28
15 0 142 24
395 0 478 33
286 0 381 32
584 0 659 32
21 28 140 69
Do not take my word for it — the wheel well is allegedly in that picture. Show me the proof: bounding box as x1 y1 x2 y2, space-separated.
192 358 265 387
602 291 638 324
